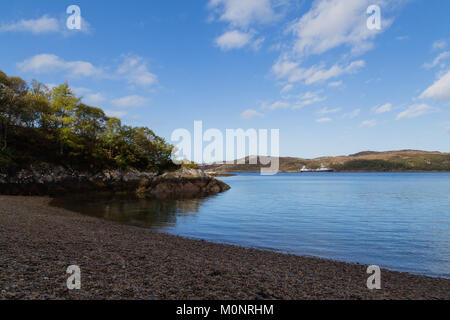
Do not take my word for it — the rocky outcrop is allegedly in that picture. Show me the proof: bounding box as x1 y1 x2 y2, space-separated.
136 169 230 199
0 165 230 198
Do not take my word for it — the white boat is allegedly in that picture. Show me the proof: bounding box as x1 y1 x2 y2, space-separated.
300 165 313 172
315 164 334 172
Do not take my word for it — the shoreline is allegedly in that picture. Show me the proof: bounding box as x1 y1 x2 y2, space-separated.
1 195 449 300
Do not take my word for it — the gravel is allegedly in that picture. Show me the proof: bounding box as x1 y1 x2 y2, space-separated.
0 195 448 300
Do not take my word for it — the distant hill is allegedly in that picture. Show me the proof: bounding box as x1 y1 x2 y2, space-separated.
200 150 450 172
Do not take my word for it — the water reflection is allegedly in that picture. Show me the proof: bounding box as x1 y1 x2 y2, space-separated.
50 194 208 229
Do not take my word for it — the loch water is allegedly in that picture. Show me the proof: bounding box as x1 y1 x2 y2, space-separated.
51 172 450 278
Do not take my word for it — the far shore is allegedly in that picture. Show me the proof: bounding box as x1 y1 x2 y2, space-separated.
0 195 449 300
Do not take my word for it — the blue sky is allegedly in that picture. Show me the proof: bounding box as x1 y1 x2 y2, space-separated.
1 0 449 159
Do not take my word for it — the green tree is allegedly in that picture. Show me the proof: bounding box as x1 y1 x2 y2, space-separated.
0 69 178 173
51 83 80 155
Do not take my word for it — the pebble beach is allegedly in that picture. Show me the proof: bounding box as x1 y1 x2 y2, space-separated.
0 195 449 300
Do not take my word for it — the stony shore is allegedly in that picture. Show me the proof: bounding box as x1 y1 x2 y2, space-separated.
0 195 448 300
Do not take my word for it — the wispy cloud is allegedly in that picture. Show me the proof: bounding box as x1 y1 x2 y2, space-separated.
291 91 326 109
372 103 392 114
0 15 59 34
423 51 450 69
18 54 159 94
318 107 341 114
273 59 365 85
286 0 393 58
263 101 290 110
208 0 285 52
240 109 264 119
208 0 278 28
396 104 433 120
280 83 293 94
0 14 90 35
420 70 450 101
111 95 149 108
342 108 361 119
215 30 256 50
117 55 158 87
316 117 332 123
360 119 377 128
17 54 104 78
71 87 107 106
328 80 343 87
84 93 106 105
104 110 127 118
432 39 447 51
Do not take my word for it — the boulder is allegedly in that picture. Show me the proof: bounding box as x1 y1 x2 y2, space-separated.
137 169 230 199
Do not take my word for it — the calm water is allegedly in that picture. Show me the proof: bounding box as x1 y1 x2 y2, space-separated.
51 172 450 278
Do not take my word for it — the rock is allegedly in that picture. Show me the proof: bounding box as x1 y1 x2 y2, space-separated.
139 169 230 199
0 165 230 199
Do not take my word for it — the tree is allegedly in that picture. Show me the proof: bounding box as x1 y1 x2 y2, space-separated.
102 117 122 159
0 74 28 150
0 69 178 173
51 83 80 155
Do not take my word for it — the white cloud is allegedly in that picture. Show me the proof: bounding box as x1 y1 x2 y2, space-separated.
251 36 265 50
287 0 393 57
215 30 254 50
104 110 127 118
360 119 376 127
273 59 365 85
292 91 326 109
373 103 392 114
316 117 332 123
118 55 158 87
432 40 447 51
420 70 450 101
71 87 106 106
423 51 450 69
71 87 92 96
328 80 343 87
18 54 103 78
208 0 277 28
111 95 148 108
0 15 91 35
84 93 106 105
343 108 361 119
396 104 433 120
0 15 59 34
318 107 341 114
280 83 293 94
208 0 282 52
306 60 365 84
265 101 290 110
240 109 264 119
269 0 395 94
